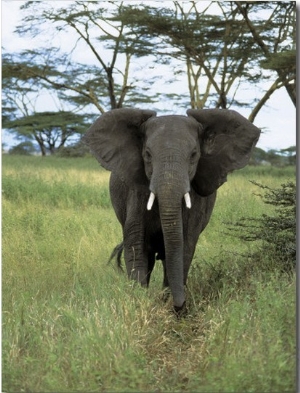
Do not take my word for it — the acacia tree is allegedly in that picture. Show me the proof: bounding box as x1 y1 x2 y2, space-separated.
165 1 258 110
112 2 258 110
116 1 296 120
3 111 91 156
2 52 42 121
235 1 296 121
2 52 92 155
3 1 295 130
2 1 159 154
11 1 158 113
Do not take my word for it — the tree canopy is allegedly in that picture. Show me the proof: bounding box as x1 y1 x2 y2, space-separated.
2 1 296 156
4 111 91 155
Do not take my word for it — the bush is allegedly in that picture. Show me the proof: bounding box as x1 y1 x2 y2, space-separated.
227 180 296 272
9 141 37 155
56 140 90 157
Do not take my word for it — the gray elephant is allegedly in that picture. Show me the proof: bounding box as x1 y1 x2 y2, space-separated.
83 108 260 315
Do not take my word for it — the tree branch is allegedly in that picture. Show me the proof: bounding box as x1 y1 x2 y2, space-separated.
248 77 293 123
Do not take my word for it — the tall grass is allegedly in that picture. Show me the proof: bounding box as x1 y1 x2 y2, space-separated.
2 155 296 392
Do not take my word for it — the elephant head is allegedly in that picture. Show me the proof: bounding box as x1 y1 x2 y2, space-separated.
83 108 260 311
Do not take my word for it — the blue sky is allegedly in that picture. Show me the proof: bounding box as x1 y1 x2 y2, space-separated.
1 1 296 151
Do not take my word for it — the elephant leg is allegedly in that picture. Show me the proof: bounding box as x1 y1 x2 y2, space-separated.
146 252 156 287
123 191 149 286
123 229 148 286
182 235 199 287
162 259 169 288
182 193 217 285
183 254 194 286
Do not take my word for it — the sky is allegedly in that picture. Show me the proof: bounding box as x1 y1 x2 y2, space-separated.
1 0 296 152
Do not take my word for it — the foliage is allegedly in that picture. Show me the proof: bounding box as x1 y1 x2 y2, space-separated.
115 1 296 118
55 140 91 158
235 1 296 113
2 1 296 132
8 141 37 156
3 111 92 156
11 1 158 113
227 180 296 272
250 146 296 166
2 155 295 392
116 2 259 110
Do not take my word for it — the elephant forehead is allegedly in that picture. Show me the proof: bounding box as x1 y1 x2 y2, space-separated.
145 115 199 139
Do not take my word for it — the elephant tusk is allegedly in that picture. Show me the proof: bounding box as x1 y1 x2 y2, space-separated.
184 192 191 209
147 192 156 210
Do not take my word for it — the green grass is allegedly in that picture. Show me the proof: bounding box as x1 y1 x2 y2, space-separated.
2 155 296 392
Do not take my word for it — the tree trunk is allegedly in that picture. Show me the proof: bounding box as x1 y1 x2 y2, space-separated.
107 67 117 109
34 133 46 156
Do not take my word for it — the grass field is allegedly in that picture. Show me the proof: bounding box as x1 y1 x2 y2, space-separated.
2 155 296 392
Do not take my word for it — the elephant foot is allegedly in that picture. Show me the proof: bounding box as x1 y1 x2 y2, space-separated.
173 301 187 318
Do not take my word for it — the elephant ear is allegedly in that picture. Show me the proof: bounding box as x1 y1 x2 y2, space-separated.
187 109 261 196
82 108 156 187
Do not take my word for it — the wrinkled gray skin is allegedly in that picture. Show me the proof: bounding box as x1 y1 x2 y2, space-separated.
83 108 260 314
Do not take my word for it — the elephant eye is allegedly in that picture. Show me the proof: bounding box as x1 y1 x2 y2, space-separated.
144 149 152 162
190 150 198 162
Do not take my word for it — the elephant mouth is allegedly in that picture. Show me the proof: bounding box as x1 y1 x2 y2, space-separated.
147 191 191 210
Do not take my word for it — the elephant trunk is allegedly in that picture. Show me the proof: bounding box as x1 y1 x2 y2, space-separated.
148 156 191 311
159 195 185 309
156 173 191 310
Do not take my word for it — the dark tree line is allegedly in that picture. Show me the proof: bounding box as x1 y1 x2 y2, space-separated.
2 1 296 156
5 140 295 168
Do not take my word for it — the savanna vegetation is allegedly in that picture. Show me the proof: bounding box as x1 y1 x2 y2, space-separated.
2 155 296 392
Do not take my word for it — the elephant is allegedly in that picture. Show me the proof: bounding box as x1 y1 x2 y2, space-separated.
83 108 260 315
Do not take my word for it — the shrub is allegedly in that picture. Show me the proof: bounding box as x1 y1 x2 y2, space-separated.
9 141 37 155
56 140 90 158
227 180 296 272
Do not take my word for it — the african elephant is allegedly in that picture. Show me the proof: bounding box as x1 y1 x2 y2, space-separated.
83 108 260 315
